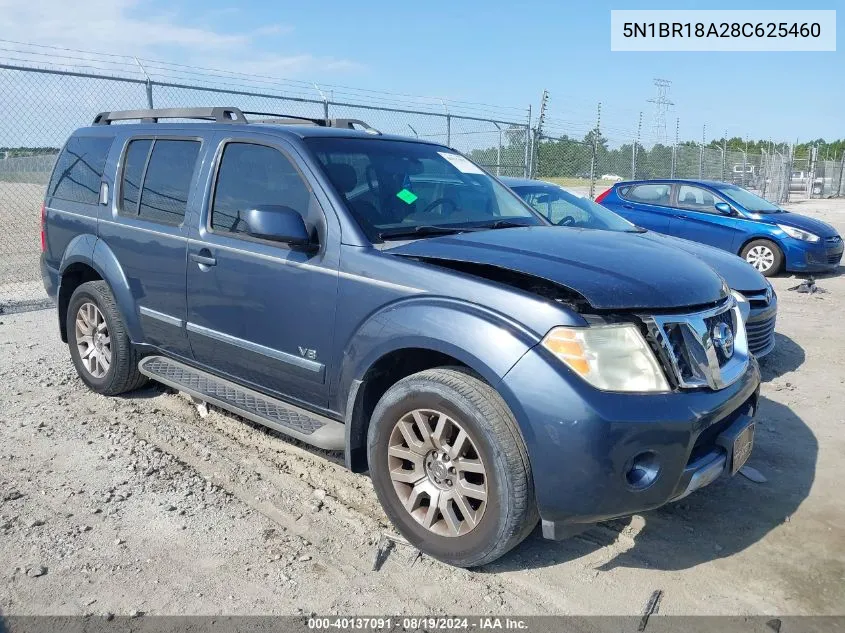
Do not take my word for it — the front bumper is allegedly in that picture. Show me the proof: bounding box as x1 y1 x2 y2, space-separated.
669 401 754 500
500 346 761 539
784 239 843 272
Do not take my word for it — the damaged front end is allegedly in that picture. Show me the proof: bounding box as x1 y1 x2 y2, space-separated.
402 257 593 313
397 251 748 397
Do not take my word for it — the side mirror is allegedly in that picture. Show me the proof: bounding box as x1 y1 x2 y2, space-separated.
714 202 734 215
242 205 315 248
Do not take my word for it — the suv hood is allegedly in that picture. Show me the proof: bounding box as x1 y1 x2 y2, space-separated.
386 226 728 310
750 211 838 238
637 232 767 293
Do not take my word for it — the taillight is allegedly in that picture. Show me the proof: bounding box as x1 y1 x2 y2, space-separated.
594 189 611 204
40 202 47 252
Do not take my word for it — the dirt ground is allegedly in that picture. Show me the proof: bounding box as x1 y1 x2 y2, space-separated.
1 198 844 617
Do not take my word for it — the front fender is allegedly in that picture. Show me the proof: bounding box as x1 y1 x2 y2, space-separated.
337 297 543 471
340 296 540 399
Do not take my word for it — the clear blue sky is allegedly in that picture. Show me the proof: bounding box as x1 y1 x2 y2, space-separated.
1 0 841 144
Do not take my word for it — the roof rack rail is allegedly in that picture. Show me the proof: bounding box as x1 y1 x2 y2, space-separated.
91 107 381 134
248 113 381 135
93 107 248 125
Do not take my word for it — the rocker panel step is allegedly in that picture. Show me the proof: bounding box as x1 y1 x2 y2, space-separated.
138 355 345 451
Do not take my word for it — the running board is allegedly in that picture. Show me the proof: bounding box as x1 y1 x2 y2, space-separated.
138 356 345 451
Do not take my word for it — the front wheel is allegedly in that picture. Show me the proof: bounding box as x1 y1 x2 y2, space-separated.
741 239 783 277
367 367 537 567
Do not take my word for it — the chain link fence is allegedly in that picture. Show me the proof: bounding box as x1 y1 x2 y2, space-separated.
531 130 845 203
1 53 843 314
0 64 530 312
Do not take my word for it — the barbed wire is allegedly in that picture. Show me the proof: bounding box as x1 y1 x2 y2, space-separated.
0 39 529 122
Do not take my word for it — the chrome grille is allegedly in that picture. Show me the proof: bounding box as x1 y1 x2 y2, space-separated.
642 298 749 391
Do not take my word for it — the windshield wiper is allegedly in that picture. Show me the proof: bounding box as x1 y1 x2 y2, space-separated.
377 225 479 241
478 220 534 230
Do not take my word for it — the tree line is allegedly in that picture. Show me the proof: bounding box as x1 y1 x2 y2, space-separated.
466 127 845 180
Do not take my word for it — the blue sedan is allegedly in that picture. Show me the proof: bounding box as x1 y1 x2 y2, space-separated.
595 179 842 277
502 177 778 357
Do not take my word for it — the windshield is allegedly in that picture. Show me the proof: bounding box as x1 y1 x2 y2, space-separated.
511 184 640 232
305 138 546 241
714 184 782 213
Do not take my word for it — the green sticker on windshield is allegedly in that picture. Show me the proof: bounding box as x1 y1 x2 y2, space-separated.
396 188 418 205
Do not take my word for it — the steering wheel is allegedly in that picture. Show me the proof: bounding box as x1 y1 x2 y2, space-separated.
421 198 458 216
556 215 576 227
365 165 378 196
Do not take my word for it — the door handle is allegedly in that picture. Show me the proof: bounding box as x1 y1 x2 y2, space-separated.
190 249 217 267
622 204 634 209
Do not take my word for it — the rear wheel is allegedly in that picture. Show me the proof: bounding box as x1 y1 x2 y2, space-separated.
67 281 147 395
367 367 537 567
741 239 783 277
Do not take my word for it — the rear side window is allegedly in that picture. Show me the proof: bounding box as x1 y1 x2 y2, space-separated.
120 139 151 214
676 184 722 213
622 184 671 206
47 136 113 205
119 139 201 226
211 142 311 235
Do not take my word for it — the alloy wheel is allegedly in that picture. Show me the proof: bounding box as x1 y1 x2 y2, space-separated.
75 302 111 378
745 245 775 272
387 409 488 537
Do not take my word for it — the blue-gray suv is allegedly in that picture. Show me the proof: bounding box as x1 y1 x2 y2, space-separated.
41 107 761 567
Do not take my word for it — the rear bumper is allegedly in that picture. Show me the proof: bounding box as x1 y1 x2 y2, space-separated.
500 347 761 539
40 254 59 300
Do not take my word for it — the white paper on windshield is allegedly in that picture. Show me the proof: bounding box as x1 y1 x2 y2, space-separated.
438 151 484 174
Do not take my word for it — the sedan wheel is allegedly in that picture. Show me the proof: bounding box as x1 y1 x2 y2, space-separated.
745 245 775 273
74 301 112 378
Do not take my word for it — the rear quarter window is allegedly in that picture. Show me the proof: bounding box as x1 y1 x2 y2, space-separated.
622 184 671 205
47 136 113 205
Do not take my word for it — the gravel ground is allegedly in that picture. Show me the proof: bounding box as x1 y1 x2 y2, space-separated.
1 198 844 616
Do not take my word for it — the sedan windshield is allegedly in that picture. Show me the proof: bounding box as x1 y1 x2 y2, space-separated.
714 184 782 213
511 184 640 232
305 138 546 241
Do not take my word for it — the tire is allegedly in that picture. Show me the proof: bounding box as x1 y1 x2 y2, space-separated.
67 280 147 396
741 239 784 277
367 367 537 567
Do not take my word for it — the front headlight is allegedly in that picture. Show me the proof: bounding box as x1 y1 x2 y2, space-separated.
541 324 670 393
778 224 820 242
731 290 751 324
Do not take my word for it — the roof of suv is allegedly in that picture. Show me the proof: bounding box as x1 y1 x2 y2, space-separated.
81 106 445 146
76 121 445 146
